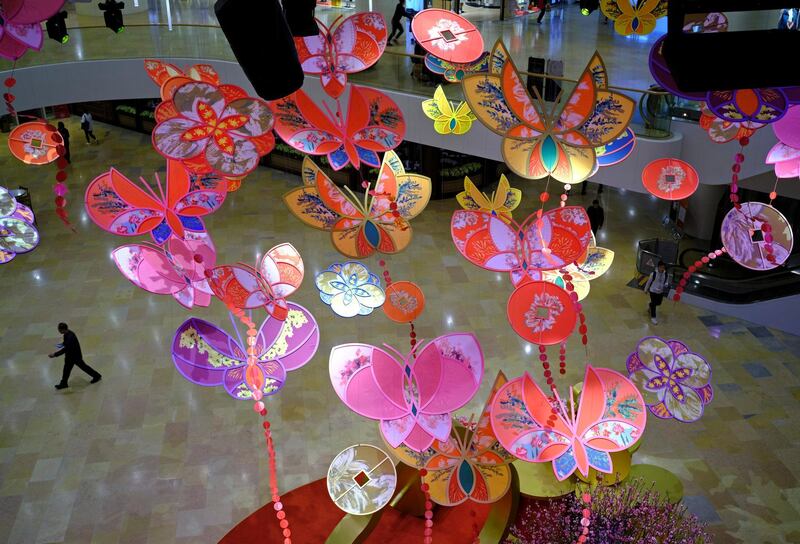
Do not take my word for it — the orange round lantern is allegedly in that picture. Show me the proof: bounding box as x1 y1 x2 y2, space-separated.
507 281 576 346
641 158 699 200
383 281 425 323
7 121 63 165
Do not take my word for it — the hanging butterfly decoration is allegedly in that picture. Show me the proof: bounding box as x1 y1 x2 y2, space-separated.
206 243 305 321
600 0 666 36
271 85 406 171
153 81 275 178
451 206 592 286
424 51 490 83
284 151 431 258
699 103 762 143
768 105 800 179
112 231 217 309
329 333 485 452
294 12 388 99
144 59 221 100
172 304 319 400
456 174 521 224
85 160 228 245
0 185 39 264
422 85 477 135
491 366 646 481
390 372 514 506
462 40 634 184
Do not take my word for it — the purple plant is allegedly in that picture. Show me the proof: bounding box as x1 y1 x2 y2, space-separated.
504 479 712 544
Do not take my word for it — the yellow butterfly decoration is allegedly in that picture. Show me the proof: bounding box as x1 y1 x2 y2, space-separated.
422 85 477 135
600 0 667 36
462 40 634 184
456 175 522 223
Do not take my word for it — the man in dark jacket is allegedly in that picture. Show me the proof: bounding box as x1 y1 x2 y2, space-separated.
56 121 70 163
388 0 410 44
587 199 604 235
48 323 102 389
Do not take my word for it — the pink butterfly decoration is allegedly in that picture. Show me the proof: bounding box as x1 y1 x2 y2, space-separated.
112 231 216 309
0 0 64 61
767 105 800 179
329 333 484 452
206 243 304 321
490 366 646 481
294 12 388 99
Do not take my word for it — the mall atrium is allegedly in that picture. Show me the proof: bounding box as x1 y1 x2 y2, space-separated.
0 0 798 543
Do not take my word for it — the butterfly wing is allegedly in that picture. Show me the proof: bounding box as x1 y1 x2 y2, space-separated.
172 317 247 396
271 90 344 163
259 243 305 298
144 59 183 89
414 333 484 416
329 343 411 446
489 373 572 471
84 169 166 239
284 157 351 231
576 54 635 147
496 174 522 219
451 100 476 135
575 366 647 477
242 302 320 397
371 150 432 221
347 86 406 169
521 206 593 272
451 210 524 277
455 176 490 212
206 264 287 319
327 13 388 98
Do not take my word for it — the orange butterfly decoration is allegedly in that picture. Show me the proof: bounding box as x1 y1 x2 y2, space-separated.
600 0 667 36
283 151 431 259
144 59 220 100
462 40 634 184
389 373 514 506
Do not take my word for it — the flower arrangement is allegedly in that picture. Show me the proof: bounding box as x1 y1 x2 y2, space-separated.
504 479 712 544
115 105 137 115
440 162 482 178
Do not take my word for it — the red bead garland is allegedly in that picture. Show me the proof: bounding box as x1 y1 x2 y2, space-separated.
420 468 434 544
470 508 480 544
575 492 592 543
728 137 749 210
672 249 726 301
558 342 567 375
225 303 292 544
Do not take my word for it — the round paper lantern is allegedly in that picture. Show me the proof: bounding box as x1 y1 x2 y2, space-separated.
383 281 425 323
327 444 397 515
7 121 63 165
642 158 699 200
773 105 800 149
411 9 483 64
507 281 576 345
721 202 793 271
596 127 636 167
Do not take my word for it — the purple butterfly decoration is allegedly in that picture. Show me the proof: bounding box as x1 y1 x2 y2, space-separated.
171 303 319 400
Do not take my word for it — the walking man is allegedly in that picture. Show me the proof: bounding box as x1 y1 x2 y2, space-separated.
80 111 99 144
586 199 604 236
49 323 102 389
644 261 670 325
388 0 410 44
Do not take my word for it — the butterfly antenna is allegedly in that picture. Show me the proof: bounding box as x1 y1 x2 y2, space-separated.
381 343 409 369
342 185 368 215
550 383 570 425
138 175 162 202
154 172 168 204
322 100 340 129
230 311 246 351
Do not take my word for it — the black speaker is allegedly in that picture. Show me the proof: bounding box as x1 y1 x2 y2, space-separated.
283 0 319 37
215 0 304 100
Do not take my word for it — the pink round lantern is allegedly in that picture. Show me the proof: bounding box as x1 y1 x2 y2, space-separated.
642 158 699 200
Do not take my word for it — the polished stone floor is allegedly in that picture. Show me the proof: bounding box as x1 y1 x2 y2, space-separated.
1 119 799 543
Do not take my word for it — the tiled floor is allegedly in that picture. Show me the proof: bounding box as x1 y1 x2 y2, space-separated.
1 119 799 543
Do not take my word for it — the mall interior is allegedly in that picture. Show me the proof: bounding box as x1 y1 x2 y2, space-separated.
0 0 799 543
